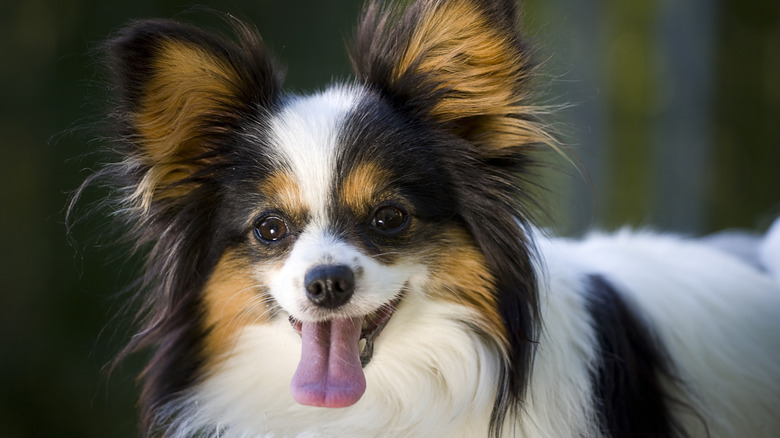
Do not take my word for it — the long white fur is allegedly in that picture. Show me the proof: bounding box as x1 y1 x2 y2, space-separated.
161 89 780 437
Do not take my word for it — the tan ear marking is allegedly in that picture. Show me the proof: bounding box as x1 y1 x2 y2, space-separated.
128 39 248 211
136 40 241 161
354 0 559 153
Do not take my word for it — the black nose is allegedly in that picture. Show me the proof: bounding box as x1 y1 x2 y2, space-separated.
304 264 355 309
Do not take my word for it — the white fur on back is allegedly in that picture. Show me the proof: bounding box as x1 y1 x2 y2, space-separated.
538 230 780 437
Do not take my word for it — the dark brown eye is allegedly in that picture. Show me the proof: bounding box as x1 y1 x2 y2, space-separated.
371 205 408 233
254 216 288 243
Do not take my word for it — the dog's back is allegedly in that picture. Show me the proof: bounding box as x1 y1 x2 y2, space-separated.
531 222 780 437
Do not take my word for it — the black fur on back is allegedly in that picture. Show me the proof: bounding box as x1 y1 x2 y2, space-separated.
586 274 693 438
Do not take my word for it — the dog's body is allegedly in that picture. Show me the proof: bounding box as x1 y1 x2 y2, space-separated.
80 0 780 436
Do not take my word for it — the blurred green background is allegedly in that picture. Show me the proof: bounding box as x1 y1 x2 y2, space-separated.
1 0 778 436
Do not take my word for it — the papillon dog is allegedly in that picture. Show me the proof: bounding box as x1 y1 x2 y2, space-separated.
78 0 780 436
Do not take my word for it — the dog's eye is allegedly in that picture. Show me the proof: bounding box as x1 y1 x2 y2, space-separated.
371 205 408 233
254 216 288 243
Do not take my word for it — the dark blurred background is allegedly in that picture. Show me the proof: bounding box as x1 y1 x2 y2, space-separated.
1 0 778 436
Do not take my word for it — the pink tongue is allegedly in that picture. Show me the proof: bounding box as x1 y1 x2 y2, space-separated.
291 317 366 408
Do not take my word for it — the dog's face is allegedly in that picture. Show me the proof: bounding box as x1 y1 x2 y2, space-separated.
96 0 549 434
252 90 445 327
208 88 490 407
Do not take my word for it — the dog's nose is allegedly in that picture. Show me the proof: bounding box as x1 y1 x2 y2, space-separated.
304 264 355 309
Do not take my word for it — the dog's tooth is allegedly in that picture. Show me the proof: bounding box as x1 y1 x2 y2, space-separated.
362 319 370 331
359 338 367 353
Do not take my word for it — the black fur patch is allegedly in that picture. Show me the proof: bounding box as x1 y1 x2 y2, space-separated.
585 274 687 438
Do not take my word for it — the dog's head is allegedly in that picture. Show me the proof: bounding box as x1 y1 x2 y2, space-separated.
93 0 553 434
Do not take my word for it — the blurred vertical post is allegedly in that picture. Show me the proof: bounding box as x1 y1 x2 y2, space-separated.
602 0 659 229
653 0 717 233
710 1 780 230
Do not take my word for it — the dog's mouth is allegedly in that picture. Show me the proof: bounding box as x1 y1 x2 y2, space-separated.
289 296 400 366
288 295 402 408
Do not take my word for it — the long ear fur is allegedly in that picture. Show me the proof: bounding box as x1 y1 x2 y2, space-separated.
107 17 282 213
88 17 282 433
352 2 549 436
351 0 551 153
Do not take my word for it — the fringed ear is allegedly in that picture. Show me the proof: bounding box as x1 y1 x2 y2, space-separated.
92 20 283 432
106 17 282 212
351 0 551 153
353 3 548 435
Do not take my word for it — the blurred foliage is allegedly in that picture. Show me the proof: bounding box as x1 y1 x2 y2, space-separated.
0 0 777 437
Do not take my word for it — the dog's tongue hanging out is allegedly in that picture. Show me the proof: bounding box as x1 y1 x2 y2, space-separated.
290 317 366 408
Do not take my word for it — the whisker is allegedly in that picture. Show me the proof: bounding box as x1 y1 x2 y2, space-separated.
225 292 276 330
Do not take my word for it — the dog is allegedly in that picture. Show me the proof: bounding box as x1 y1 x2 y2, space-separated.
78 0 780 436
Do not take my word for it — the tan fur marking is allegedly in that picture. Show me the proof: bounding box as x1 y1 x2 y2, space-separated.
341 162 392 216
132 39 244 212
389 0 558 152
427 226 508 350
202 251 269 360
260 171 307 219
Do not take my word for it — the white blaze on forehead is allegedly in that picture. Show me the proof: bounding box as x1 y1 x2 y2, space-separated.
262 85 425 321
267 86 363 222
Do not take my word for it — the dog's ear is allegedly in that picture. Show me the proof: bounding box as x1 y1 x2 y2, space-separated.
105 18 282 211
352 0 549 152
354 4 547 431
